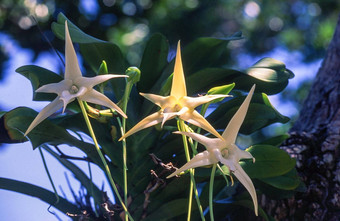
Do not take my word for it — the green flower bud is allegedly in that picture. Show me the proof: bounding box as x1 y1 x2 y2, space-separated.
126 67 141 84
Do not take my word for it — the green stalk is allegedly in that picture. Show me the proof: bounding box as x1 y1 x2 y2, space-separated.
39 146 59 207
178 120 205 221
118 76 134 221
209 164 217 221
78 99 134 221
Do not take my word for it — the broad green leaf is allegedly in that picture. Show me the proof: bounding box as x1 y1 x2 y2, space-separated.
16 65 62 101
143 198 194 221
258 168 301 190
187 64 292 95
233 199 269 221
0 177 79 215
182 33 243 75
254 179 304 200
138 33 169 92
52 12 105 43
208 93 290 134
241 145 296 179
256 134 290 146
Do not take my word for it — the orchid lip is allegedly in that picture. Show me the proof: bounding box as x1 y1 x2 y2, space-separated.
69 85 79 94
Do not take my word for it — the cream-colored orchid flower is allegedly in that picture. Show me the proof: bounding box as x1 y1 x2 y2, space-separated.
24 21 127 136
167 85 258 216
119 42 230 141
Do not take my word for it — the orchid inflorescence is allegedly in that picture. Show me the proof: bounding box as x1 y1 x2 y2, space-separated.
24 20 259 218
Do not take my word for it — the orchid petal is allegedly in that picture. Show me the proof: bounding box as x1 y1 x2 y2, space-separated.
140 93 173 108
119 111 163 141
222 85 255 143
233 164 258 216
36 79 73 95
64 21 82 80
79 89 127 118
76 74 128 89
161 112 177 128
216 145 257 216
170 41 187 99
173 131 222 151
60 87 86 112
181 110 223 139
167 150 217 178
24 98 64 136
181 94 231 109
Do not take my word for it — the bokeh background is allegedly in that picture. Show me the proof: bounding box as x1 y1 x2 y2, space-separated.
0 0 339 220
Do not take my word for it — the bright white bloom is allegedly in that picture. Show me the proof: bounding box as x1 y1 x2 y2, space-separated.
119 41 230 141
167 85 258 216
25 21 127 136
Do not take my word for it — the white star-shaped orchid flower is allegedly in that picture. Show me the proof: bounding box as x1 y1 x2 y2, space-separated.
167 85 258 216
119 42 230 141
24 21 127 136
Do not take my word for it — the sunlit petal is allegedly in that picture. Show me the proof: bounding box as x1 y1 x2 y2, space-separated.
76 74 128 89
161 112 177 128
140 93 172 108
167 150 217 178
36 79 72 95
174 131 221 151
79 89 127 118
119 111 163 141
170 41 187 99
181 110 223 139
24 98 64 136
222 85 255 143
181 94 231 109
233 164 258 216
64 21 82 80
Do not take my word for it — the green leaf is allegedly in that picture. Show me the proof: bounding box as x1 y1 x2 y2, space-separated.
0 177 79 214
233 199 269 221
52 12 105 43
138 33 169 92
187 63 293 95
256 134 290 146
208 93 290 134
207 83 235 103
182 34 243 75
258 168 301 190
1 107 104 167
241 145 296 179
143 198 193 221
16 65 62 101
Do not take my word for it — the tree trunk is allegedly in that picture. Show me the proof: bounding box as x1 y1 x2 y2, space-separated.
259 15 340 221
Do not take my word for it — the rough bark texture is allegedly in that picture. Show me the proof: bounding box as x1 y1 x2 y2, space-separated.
260 15 340 220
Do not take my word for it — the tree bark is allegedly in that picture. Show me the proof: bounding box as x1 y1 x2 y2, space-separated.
260 15 340 220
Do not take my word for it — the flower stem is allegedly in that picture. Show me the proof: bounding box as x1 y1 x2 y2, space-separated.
78 99 134 221
118 76 134 221
209 164 217 221
178 120 206 221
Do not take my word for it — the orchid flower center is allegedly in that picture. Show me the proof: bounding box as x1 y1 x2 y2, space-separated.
69 85 79 94
221 148 229 158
